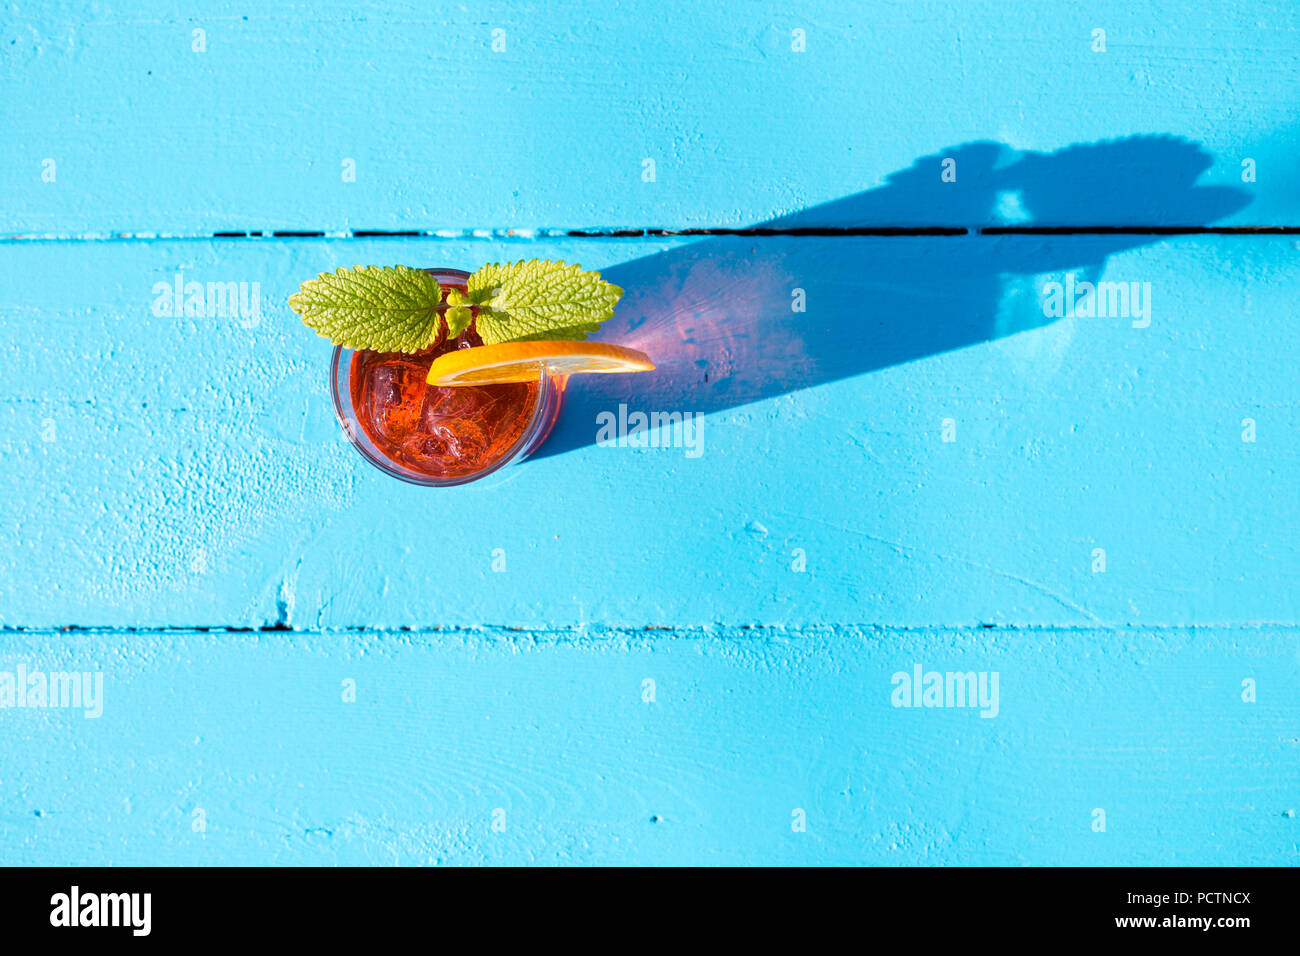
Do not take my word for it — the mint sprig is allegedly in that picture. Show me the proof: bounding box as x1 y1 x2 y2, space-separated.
289 259 623 353
464 260 623 345
288 264 444 353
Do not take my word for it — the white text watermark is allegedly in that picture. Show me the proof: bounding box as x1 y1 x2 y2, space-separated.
891 664 999 718
151 272 262 327
1042 273 1152 327
0 663 103 718
596 404 704 458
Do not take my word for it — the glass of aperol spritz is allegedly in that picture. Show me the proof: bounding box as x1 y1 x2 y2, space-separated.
330 269 565 486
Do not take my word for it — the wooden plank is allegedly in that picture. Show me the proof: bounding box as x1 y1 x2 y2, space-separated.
0 234 1295 628
2 1 1296 232
0 626 1293 865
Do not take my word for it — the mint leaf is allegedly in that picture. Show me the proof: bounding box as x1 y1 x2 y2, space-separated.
288 265 444 352
289 260 625 352
466 260 623 345
443 288 474 338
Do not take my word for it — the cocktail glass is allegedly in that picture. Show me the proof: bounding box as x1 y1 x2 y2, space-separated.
330 268 564 485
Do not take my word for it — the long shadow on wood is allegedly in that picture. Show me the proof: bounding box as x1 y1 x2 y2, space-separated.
532 136 1248 460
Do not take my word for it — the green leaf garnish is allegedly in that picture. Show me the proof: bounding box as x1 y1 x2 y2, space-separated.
289 264 444 353
466 260 623 345
288 259 624 352
443 288 474 338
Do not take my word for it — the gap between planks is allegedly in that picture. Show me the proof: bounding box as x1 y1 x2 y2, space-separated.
3 622 1298 637
3 226 1300 243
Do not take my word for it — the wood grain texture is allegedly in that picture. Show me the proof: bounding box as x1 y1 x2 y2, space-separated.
3 1 1298 869
3 0 1297 232
0 626 1294 866
1 235 1297 629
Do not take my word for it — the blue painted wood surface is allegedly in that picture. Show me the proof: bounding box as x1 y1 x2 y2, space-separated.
3 1 1297 232
2 235 1296 629
1 626 1296 865
1 1 1298 866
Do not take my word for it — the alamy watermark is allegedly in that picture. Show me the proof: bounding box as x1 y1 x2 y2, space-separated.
0 663 103 718
50 886 150 936
151 272 262 328
1041 273 1151 327
891 663 999 718
596 404 704 458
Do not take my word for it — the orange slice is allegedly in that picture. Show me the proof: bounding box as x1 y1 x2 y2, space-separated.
426 340 655 386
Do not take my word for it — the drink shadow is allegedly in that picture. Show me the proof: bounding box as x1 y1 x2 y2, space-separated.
531 135 1250 460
